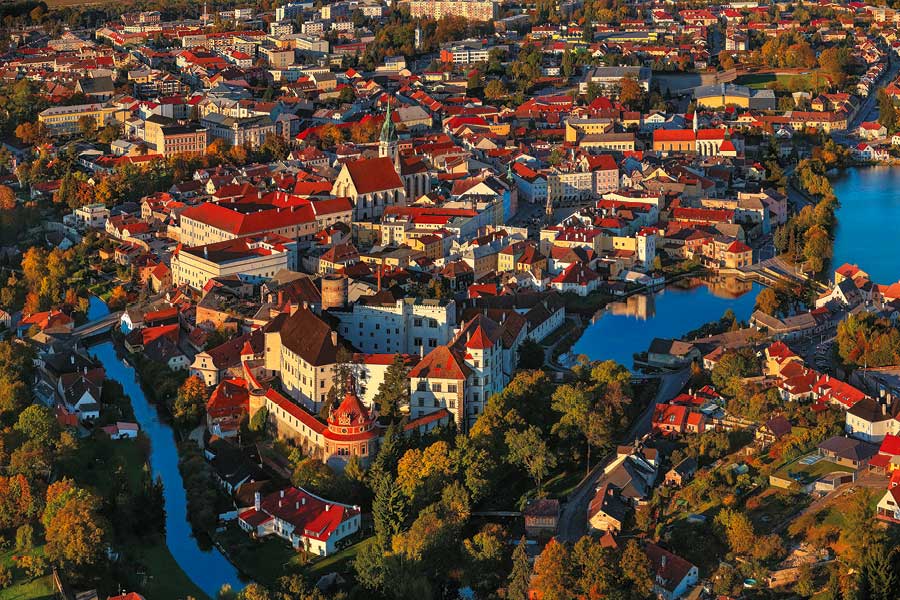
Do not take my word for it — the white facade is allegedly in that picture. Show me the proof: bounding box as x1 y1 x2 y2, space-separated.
335 298 457 355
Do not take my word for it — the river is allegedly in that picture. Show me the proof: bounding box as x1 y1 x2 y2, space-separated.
831 166 900 285
570 276 761 367
86 298 243 598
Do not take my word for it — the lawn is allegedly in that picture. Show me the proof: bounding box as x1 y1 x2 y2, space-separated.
0 547 55 600
306 536 375 579
746 487 810 533
735 72 820 92
122 541 210 600
215 524 372 588
771 454 854 487
215 524 307 587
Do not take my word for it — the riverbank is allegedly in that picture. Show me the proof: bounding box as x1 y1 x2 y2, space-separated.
90 340 243 598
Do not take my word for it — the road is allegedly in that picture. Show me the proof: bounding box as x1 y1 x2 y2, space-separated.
556 368 691 542
833 56 900 145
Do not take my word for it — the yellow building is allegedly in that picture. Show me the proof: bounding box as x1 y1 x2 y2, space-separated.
39 103 128 136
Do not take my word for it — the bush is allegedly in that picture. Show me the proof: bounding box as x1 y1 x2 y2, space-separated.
0 564 11 587
15 523 34 551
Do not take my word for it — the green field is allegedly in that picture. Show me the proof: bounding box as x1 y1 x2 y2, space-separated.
0 547 55 600
735 72 820 92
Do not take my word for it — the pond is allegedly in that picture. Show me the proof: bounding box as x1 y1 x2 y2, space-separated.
570 276 761 367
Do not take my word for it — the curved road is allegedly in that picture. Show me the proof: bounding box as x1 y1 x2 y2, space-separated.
557 368 691 542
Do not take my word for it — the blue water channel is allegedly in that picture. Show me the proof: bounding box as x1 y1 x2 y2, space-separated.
571 278 761 367
87 297 243 598
831 166 900 285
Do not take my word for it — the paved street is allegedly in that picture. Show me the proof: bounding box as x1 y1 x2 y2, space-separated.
556 368 691 541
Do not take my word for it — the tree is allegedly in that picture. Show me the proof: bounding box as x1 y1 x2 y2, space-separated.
715 507 757 555
238 583 272 600
877 89 897 132
484 79 507 102
291 458 340 497
15 404 60 447
802 224 831 273
396 441 454 506
562 51 575 79
44 485 107 571
0 475 39 529
77 115 97 139
505 426 556 489
14 121 47 145
711 348 759 397
620 539 653 598
249 406 268 433
755 287 780 316
463 524 506 592
856 539 898 600
517 339 545 370
507 536 531 600
372 474 406 548
371 354 410 419
718 50 736 71
532 538 571 600
618 77 643 109
173 375 207 427
0 185 15 210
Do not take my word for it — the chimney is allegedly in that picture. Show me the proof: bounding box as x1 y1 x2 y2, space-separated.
883 403 888 416
325 504 331 511
296 502 299 509
71 355 75 365
302 497 306 505
254 492 261 511
331 331 338 346
661 555 667 569
280 489 285 498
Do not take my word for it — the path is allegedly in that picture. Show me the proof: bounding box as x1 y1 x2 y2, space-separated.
556 368 690 541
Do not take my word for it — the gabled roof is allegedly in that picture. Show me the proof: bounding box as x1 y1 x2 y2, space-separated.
342 157 403 194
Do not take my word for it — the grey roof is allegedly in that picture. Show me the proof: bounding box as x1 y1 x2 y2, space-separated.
817 436 878 461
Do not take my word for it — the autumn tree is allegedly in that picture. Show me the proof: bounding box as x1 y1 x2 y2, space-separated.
15 121 47 145
755 287 780 316
43 481 107 571
0 185 15 210
0 474 40 529
803 224 831 273
173 375 207 427
484 79 507 102
396 440 454 507
618 76 643 110
531 538 571 600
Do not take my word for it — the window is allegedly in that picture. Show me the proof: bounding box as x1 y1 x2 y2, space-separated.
414 318 423 327
417 380 426 391
447 384 457 393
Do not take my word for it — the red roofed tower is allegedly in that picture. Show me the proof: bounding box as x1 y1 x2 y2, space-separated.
323 377 381 470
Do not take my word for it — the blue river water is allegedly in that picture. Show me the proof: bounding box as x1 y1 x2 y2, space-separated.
87 298 243 598
831 166 900 285
571 277 761 367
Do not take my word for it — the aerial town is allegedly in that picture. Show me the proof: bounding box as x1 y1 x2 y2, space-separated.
2 0 900 599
